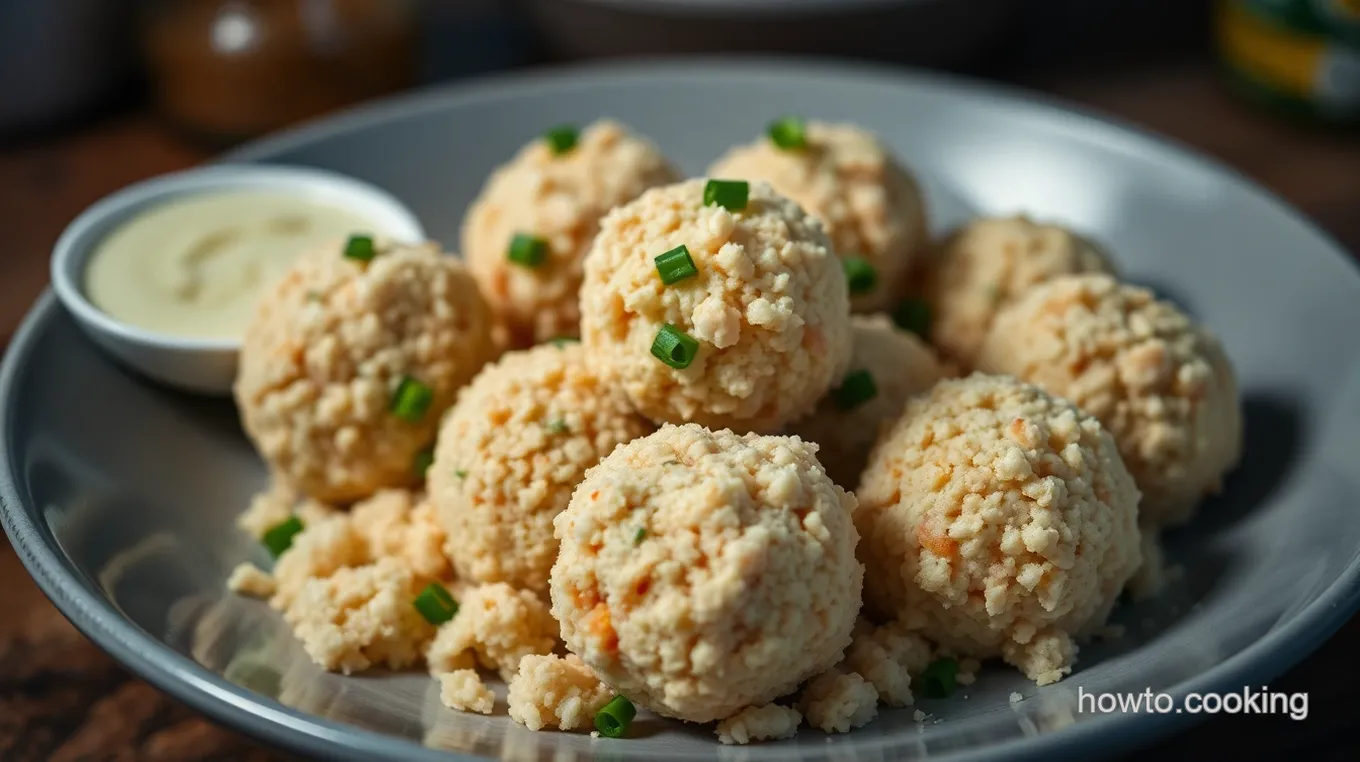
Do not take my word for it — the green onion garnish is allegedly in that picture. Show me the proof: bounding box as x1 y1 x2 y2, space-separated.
507 233 548 268
391 376 434 423
654 244 699 285
633 528 646 545
455 469 468 479
262 516 304 558
650 324 699 370
548 336 578 348
703 179 749 211
414 448 435 478
594 695 637 738
543 124 580 155
343 234 376 262
831 370 877 411
843 256 877 295
413 582 459 625
892 298 931 337
920 657 959 699
767 116 807 150
546 419 569 435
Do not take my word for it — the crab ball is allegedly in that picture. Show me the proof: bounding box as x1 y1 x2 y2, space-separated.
461 120 681 346
855 374 1142 685
427 342 653 595
926 215 1115 368
550 424 863 722
235 239 497 503
976 274 1242 526
788 315 945 487
708 121 929 312
579 178 852 433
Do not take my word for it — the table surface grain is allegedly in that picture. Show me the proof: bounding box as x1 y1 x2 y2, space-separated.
2 59 1359 761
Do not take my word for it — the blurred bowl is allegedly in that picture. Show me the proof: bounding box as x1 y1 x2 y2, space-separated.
520 0 1020 65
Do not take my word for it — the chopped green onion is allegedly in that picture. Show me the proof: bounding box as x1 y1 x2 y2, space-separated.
262 516 304 558
843 256 877 295
831 370 877 411
413 582 459 625
650 324 699 370
414 448 435 478
633 527 646 545
305 290 323 303
920 657 959 699
507 233 548 268
703 179 749 211
546 419 570 435
548 336 578 348
654 244 699 285
767 116 807 150
343 234 376 262
594 695 637 738
455 469 468 479
391 376 434 423
892 298 931 337
543 124 580 155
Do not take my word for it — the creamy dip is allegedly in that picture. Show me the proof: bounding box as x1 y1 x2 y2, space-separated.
84 191 377 340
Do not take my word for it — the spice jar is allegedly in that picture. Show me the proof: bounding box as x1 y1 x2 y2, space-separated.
141 0 420 145
1216 0 1360 124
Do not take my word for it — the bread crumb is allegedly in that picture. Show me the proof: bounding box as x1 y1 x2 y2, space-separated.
1009 691 1024 704
226 562 276 598
282 558 434 674
842 617 933 706
800 670 879 733
426 583 559 681
715 704 802 745
957 657 981 686
507 654 613 731
912 709 928 722
438 670 495 715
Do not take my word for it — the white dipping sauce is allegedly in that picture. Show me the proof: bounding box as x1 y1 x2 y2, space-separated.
84 191 377 340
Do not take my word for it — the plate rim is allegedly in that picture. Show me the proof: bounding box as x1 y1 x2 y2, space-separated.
5 56 1360 762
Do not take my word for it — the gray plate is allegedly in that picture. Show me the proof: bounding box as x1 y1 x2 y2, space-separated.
5 59 1360 762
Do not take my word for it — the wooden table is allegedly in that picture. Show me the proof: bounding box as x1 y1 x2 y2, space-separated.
2 60 1359 761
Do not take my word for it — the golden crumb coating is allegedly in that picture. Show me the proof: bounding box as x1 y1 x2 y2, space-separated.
789 315 944 487
425 582 560 681
856 374 1142 685
927 216 1114 367
462 119 680 345
580 179 852 432
976 274 1242 526
281 558 435 674
799 669 879 733
438 670 495 715
709 121 929 312
550 423 863 723
715 704 803 745
428 343 652 594
507 653 613 732
234 240 497 502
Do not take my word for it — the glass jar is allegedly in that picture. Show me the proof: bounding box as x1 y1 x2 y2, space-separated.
1215 0 1360 124
140 0 420 145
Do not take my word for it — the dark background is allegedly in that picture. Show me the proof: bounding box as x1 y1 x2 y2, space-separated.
2 0 1358 759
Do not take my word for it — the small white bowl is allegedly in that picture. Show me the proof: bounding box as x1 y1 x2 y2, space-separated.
50 163 426 397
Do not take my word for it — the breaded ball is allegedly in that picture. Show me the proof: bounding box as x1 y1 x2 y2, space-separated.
580 179 852 432
708 121 929 312
976 274 1242 526
427 343 653 594
927 216 1115 367
550 423 863 723
789 315 945 487
855 374 1142 685
461 120 681 345
235 240 496 502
